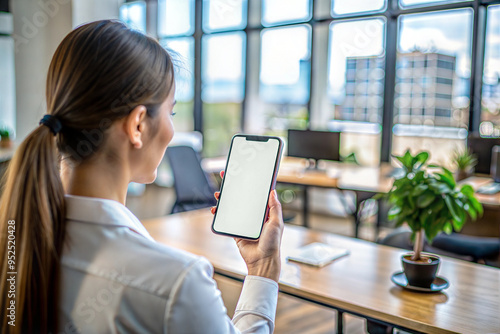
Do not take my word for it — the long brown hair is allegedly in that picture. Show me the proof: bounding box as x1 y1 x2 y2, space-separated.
0 20 174 333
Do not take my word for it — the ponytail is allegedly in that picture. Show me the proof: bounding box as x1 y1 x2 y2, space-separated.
0 125 66 333
0 19 175 333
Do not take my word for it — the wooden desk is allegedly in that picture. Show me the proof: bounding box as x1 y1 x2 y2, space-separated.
461 176 500 208
203 156 393 193
142 210 500 334
203 157 394 236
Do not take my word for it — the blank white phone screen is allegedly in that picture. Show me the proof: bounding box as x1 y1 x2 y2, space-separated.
213 136 280 239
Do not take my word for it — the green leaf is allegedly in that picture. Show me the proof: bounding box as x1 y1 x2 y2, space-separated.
428 182 451 194
413 151 429 169
430 198 444 212
444 195 460 222
435 169 456 189
412 184 428 197
443 222 453 234
394 155 406 168
425 217 445 242
464 203 477 220
468 196 484 216
403 150 413 167
460 184 475 196
388 206 402 220
407 195 415 211
417 191 435 208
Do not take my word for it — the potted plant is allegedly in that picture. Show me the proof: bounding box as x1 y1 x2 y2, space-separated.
382 150 483 288
0 127 13 149
451 148 477 181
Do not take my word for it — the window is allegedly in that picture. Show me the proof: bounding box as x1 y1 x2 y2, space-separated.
332 0 386 16
203 0 248 32
399 0 471 8
481 5 500 137
260 25 311 105
0 35 15 136
326 18 385 165
393 9 472 167
155 0 490 165
202 32 246 157
202 33 246 103
158 0 196 133
119 1 146 33
254 25 311 136
158 0 195 36
261 0 311 26
437 77 453 85
160 38 195 132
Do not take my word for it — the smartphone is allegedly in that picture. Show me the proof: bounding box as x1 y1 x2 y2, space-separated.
211 134 284 240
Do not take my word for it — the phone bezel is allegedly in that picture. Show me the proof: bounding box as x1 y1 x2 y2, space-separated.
211 134 284 240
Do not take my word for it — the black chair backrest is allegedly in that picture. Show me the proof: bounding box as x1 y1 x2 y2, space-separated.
166 146 217 213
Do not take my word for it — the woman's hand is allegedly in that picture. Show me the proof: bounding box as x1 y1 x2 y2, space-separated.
211 171 284 283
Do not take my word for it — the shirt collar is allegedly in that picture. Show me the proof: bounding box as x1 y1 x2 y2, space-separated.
64 194 154 242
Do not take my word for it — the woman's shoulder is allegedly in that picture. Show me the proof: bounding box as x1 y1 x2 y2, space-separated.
62 221 214 299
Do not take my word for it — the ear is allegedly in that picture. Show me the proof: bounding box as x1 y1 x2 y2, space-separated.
125 105 147 149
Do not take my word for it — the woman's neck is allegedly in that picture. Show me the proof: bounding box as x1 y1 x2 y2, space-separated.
61 157 130 205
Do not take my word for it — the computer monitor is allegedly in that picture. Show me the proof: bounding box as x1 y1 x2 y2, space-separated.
467 135 500 175
287 129 340 165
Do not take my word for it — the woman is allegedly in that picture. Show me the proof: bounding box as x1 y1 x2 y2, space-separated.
0 20 283 334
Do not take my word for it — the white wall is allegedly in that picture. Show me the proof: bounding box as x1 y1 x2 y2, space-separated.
72 0 123 28
11 0 72 140
11 0 123 140
0 12 15 134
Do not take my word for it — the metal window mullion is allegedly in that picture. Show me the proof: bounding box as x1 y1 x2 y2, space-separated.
306 0 315 128
381 1 399 162
194 0 203 134
241 1 251 132
307 23 314 129
469 2 487 134
393 1 474 16
145 0 158 39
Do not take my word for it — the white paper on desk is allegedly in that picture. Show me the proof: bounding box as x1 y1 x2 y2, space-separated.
287 242 349 267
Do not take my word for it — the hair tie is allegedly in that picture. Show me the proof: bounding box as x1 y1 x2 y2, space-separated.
39 114 63 135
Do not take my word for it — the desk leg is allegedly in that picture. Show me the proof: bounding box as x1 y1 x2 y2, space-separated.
337 310 344 334
375 198 383 240
303 186 309 228
353 212 361 238
353 197 362 239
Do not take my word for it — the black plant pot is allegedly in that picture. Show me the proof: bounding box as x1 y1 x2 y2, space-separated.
401 253 440 288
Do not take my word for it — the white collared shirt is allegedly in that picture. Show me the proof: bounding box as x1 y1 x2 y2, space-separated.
59 195 278 334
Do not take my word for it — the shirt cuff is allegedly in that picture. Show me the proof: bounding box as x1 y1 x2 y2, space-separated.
234 275 279 323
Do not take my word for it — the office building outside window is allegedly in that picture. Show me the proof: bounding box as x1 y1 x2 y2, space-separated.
481 5 500 137
150 0 497 164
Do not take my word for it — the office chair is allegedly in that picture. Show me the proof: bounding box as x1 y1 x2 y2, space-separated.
378 227 500 266
166 145 217 214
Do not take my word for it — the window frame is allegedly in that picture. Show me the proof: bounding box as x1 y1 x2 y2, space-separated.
150 0 499 161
